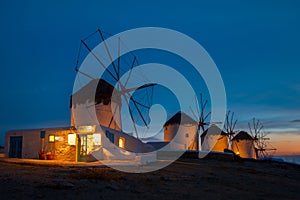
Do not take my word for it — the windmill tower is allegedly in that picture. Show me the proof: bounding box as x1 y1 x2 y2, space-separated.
231 130 257 159
200 124 228 152
163 111 198 150
248 118 277 159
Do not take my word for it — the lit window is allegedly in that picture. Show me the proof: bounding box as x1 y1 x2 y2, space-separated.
49 135 55 142
93 133 101 145
119 137 125 149
68 134 76 145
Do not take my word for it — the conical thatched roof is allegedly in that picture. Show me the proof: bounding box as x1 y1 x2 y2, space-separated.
70 79 120 107
201 124 227 139
163 111 197 127
232 131 254 140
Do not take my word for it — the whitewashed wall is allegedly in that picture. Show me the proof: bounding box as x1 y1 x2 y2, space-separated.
164 123 198 150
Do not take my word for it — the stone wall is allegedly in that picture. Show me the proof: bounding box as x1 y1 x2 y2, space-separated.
43 128 77 162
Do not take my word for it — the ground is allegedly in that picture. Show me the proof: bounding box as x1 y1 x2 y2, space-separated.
0 158 299 200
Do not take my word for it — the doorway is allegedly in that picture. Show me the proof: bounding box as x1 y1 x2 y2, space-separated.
77 134 94 162
9 136 23 158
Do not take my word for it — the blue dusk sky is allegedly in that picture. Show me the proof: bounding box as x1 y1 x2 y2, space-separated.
0 1 299 153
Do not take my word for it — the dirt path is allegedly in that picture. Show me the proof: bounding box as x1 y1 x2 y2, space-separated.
0 159 299 199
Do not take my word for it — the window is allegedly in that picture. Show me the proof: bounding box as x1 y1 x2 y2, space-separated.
105 131 114 143
68 134 76 145
49 135 55 142
40 131 46 138
93 133 101 145
119 137 125 149
185 133 189 138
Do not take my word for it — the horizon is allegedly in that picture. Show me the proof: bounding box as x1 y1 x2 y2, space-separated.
0 1 299 156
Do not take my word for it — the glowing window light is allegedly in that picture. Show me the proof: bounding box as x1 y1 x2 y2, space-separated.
68 134 76 145
49 135 55 143
119 137 125 149
93 133 101 145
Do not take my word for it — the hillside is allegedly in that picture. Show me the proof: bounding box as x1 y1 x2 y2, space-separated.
0 158 299 199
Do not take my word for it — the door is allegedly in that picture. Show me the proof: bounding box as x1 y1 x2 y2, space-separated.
9 136 23 158
78 134 87 162
77 134 94 162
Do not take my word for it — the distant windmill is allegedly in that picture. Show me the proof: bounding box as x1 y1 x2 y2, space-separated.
189 93 221 150
248 118 277 159
224 111 238 141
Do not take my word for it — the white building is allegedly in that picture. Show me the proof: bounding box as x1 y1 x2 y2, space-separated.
5 79 154 162
163 112 198 150
201 124 228 152
231 131 257 159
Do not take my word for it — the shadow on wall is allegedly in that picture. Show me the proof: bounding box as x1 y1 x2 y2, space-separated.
0 132 5 147
0 145 4 153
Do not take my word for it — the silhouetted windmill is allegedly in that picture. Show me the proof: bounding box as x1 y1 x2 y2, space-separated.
74 29 156 139
248 118 276 158
189 94 210 150
189 94 222 150
224 110 238 141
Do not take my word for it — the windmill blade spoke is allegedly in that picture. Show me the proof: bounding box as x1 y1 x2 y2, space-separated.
189 106 199 120
256 120 260 132
203 100 208 110
200 105 204 119
225 111 230 132
127 94 149 129
258 125 263 133
204 112 211 121
194 94 200 117
230 112 234 129
200 125 205 132
248 122 253 135
130 98 150 109
117 37 121 79
218 135 225 140
98 29 119 79
119 83 157 94
76 69 96 80
124 56 136 87
108 116 114 128
75 42 82 72
108 104 118 128
81 40 118 82
200 93 203 108
122 94 139 138
232 119 237 131
253 118 256 131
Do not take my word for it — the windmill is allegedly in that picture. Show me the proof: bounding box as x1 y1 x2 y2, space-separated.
248 118 277 159
73 29 156 139
189 93 224 150
224 110 238 142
